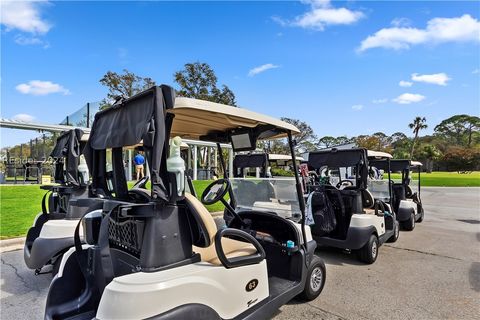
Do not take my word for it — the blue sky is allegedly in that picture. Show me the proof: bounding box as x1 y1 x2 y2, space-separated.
1 1 479 147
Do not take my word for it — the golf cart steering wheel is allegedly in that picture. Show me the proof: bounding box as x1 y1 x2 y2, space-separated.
336 180 353 189
201 179 246 226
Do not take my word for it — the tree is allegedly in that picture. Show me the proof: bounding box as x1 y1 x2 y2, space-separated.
443 146 480 172
408 116 428 157
317 136 338 148
99 69 156 109
280 118 317 151
434 114 480 147
356 135 381 151
417 144 442 173
174 62 236 106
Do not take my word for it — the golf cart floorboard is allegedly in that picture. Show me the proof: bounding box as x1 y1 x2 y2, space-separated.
268 276 299 297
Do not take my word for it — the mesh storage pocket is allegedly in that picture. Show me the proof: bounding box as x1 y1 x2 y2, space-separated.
108 217 145 256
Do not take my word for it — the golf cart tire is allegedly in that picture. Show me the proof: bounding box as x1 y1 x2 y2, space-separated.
358 234 379 264
298 255 326 301
387 221 400 243
402 213 416 231
417 209 425 223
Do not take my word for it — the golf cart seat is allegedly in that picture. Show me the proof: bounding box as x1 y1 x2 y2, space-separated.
185 193 257 266
361 189 375 209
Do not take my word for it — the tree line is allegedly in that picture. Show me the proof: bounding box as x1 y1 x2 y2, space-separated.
3 62 479 173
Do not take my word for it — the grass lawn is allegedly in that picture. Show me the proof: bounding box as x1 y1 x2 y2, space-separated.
389 171 480 187
0 180 222 239
1 172 477 239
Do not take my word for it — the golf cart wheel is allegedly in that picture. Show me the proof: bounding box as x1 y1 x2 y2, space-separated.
298 256 326 301
388 221 400 243
417 209 424 223
359 234 379 264
402 213 416 231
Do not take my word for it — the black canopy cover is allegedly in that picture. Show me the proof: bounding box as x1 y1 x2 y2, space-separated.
50 128 85 186
233 153 268 177
308 148 368 189
85 85 175 202
308 148 368 169
370 159 410 172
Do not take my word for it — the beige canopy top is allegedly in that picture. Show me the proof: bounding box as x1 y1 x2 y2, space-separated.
168 97 300 141
367 150 393 159
411 160 423 167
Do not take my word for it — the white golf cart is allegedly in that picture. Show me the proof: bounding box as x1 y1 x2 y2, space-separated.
44 85 325 320
369 159 424 230
303 148 399 264
23 129 95 275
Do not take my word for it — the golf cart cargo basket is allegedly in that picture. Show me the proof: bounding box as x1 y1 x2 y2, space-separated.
108 217 145 256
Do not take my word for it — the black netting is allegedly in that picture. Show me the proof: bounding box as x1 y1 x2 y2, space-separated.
108 217 144 256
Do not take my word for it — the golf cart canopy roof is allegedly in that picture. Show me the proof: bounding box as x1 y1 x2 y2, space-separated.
411 161 423 167
366 150 393 159
268 154 304 162
307 148 368 169
168 97 300 142
369 159 423 172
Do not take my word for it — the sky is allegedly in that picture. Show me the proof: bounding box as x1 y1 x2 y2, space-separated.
1 0 479 147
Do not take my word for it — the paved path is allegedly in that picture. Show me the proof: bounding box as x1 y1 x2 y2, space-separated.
1 187 479 319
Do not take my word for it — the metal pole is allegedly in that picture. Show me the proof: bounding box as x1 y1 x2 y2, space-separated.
287 131 308 253
127 149 132 181
86 103 90 128
66 116 70 126
193 145 198 180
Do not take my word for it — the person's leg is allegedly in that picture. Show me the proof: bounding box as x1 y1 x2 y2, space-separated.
136 166 141 180
140 166 144 178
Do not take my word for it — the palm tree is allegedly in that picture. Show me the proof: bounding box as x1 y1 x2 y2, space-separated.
409 116 428 157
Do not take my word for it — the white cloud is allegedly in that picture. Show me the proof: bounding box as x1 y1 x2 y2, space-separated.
12 114 35 122
411 72 451 86
14 34 50 48
473 69 480 74
399 80 413 87
358 14 480 52
16 80 70 96
248 64 280 77
273 0 364 31
392 93 426 104
391 17 412 28
0 1 51 34
372 98 388 104
352 104 364 111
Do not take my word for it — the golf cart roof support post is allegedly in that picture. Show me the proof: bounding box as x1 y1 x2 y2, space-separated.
417 166 421 197
287 131 308 250
387 158 392 203
217 143 228 179
217 143 236 207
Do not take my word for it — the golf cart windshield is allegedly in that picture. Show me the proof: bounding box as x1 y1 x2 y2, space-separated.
230 177 301 220
307 148 368 189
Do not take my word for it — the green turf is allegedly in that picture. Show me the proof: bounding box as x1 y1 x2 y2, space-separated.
1 173 477 239
0 180 223 239
389 171 480 187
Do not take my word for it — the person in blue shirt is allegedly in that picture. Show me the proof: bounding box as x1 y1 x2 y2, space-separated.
133 151 145 180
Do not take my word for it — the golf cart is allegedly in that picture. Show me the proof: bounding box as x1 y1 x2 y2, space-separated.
368 159 424 230
303 148 399 264
44 86 325 320
23 129 92 274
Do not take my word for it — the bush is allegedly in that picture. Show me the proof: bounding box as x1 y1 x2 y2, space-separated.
271 168 294 177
